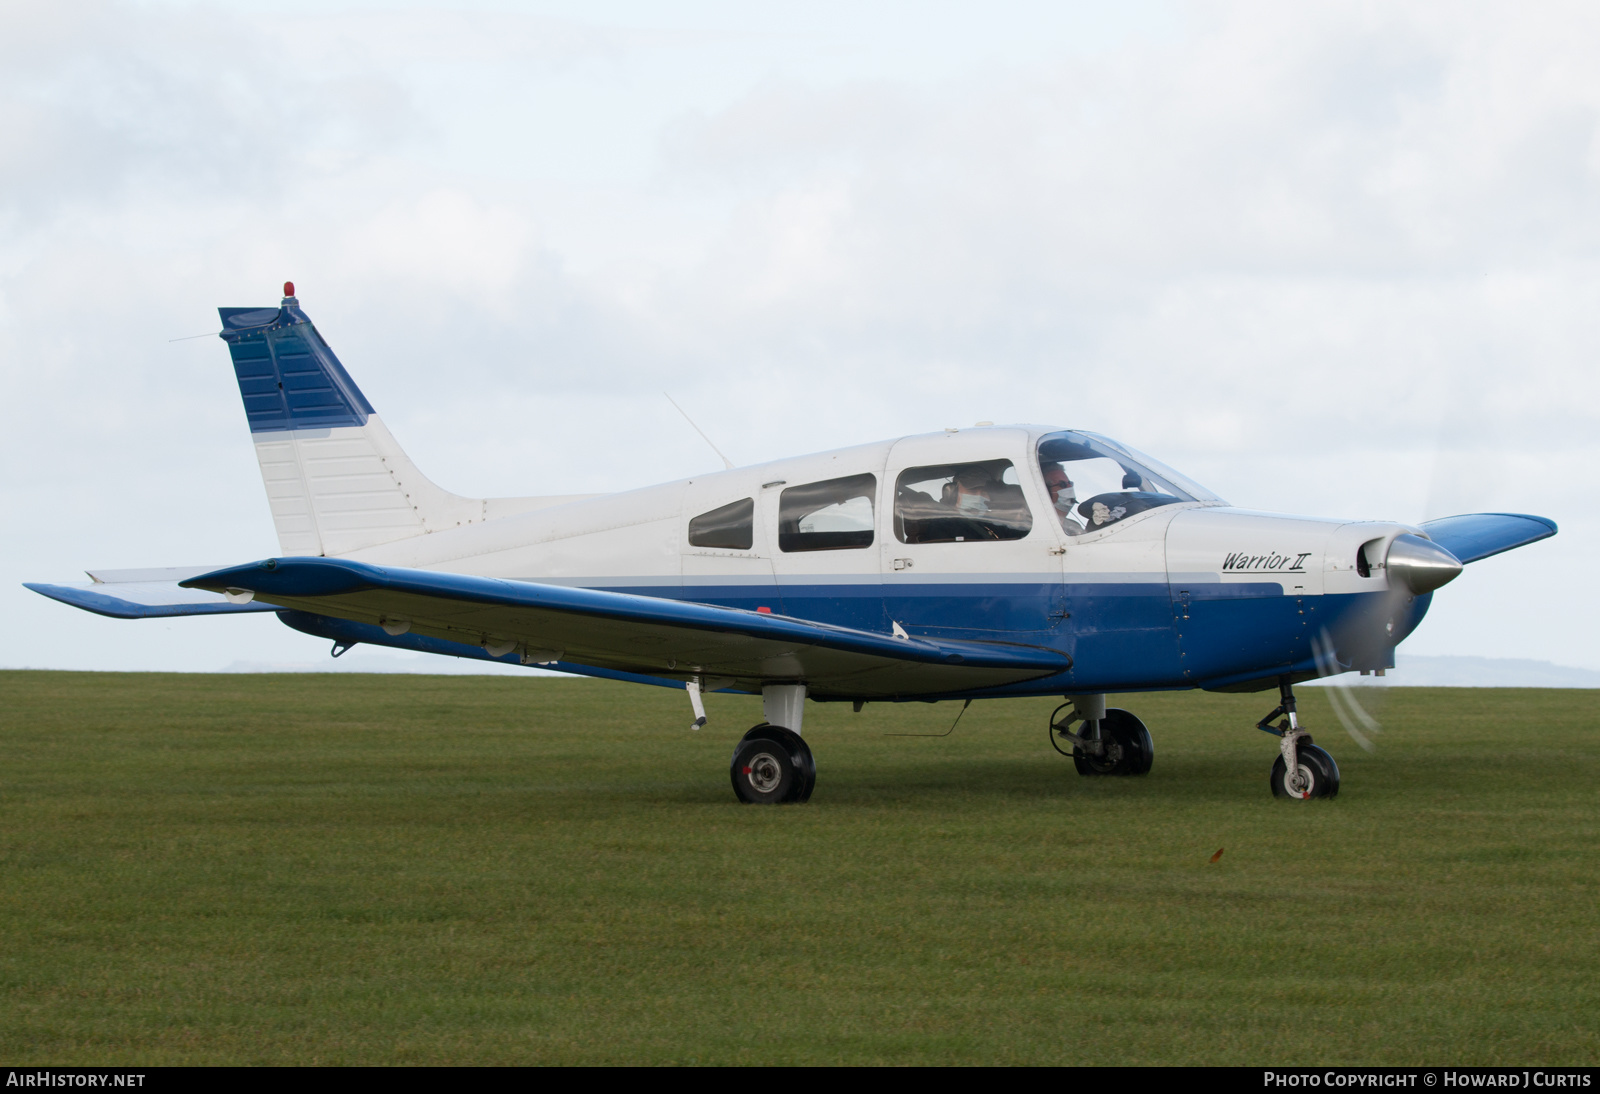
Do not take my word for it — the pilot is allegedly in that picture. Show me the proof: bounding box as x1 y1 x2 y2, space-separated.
950 467 994 514
1041 461 1085 535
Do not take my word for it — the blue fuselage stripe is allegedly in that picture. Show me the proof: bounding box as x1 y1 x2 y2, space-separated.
565 578 1424 695
273 573 1419 697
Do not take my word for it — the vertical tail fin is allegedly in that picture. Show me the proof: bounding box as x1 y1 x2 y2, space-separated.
219 288 484 556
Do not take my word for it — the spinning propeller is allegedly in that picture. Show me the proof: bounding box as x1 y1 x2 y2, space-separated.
1313 629 1383 752
1314 530 1464 752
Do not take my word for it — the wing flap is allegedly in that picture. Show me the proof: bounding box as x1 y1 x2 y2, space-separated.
1420 513 1557 565
183 558 1070 698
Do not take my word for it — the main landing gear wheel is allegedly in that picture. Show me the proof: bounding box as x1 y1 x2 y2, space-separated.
1270 742 1340 800
1051 707 1154 776
730 724 816 804
1076 709 1153 776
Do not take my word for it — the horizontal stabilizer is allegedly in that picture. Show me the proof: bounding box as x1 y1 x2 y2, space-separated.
183 557 1071 699
26 566 276 619
1420 513 1557 565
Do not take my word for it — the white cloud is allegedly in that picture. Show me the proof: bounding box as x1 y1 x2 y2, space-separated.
2 0 1593 671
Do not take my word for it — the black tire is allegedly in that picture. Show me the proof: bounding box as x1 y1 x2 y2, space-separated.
730 724 815 804
1270 742 1340 800
1072 708 1154 777
1109 709 1154 775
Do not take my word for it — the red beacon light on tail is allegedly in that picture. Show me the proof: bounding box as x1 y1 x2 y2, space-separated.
283 281 295 299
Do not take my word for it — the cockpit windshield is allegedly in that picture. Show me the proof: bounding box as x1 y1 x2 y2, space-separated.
1036 431 1224 534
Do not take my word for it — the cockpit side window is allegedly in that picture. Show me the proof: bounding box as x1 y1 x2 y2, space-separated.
1037 431 1205 533
688 497 754 550
779 474 876 552
895 461 1033 544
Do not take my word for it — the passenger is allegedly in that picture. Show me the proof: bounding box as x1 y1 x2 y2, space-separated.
1041 461 1085 535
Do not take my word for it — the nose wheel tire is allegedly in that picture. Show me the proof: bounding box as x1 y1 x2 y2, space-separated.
1270 743 1340 800
730 724 816 804
1072 708 1154 777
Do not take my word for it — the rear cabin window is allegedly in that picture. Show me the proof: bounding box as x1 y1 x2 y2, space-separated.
895 460 1033 544
688 497 755 550
779 474 877 552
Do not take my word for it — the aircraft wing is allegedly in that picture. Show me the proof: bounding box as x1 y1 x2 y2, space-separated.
1420 513 1557 565
25 567 277 619
182 557 1071 699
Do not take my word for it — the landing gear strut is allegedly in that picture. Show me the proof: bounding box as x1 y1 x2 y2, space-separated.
1258 677 1340 800
1050 695 1153 776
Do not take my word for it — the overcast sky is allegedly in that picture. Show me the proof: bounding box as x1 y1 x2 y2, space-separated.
3 0 1593 672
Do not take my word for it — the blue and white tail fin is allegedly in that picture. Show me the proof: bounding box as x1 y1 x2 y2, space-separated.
220 285 554 557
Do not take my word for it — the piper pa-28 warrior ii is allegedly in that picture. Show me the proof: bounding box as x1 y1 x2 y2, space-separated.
29 285 1558 803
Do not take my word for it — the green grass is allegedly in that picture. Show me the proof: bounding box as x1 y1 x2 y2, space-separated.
0 671 1596 1065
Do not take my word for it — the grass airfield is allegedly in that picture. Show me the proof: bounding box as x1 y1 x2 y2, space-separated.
0 671 1595 1065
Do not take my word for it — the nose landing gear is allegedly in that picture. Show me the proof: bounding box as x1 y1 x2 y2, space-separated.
1258 677 1340 800
1270 743 1340 799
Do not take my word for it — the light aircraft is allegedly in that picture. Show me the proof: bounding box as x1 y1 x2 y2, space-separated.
28 284 1558 803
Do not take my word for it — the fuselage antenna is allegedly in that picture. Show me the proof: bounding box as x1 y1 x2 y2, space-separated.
663 392 735 470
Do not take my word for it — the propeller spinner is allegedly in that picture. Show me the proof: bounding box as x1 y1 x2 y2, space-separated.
1384 534 1464 595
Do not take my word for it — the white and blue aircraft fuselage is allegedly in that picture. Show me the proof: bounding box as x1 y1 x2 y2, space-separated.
29 287 1557 803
